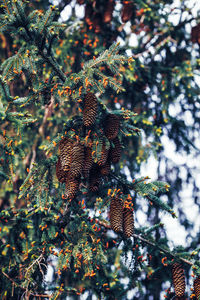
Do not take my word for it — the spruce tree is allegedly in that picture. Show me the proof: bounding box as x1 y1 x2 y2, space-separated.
0 0 200 299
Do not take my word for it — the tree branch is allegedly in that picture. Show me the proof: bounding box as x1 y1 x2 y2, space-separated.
96 219 193 266
40 51 66 82
2 271 52 298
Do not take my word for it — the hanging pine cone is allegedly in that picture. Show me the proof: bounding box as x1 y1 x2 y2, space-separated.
123 207 134 238
191 23 200 44
85 3 94 26
89 165 102 192
110 137 122 163
77 0 85 4
59 138 73 171
69 142 84 178
194 276 200 299
110 196 123 233
100 159 111 176
104 114 120 140
171 263 186 297
64 176 80 200
56 157 68 183
121 1 133 23
103 0 114 24
97 142 109 166
83 92 98 127
93 13 102 34
83 147 93 178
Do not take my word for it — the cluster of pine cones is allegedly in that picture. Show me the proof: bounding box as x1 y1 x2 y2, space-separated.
77 0 134 33
56 92 122 202
171 263 200 299
110 195 134 238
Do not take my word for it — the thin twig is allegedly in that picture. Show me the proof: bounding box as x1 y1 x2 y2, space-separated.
25 254 43 278
40 51 66 82
133 36 175 59
2 271 52 298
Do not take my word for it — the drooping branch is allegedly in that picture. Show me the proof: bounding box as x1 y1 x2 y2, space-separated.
97 219 193 266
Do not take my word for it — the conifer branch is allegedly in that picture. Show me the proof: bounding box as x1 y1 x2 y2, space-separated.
97 220 193 266
0 75 11 101
2 271 52 298
39 51 66 82
132 233 193 266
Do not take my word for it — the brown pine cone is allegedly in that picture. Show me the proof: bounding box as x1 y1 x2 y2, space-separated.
110 137 122 163
121 1 133 23
104 114 120 140
85 3 94 26
93 13 102 34
64 176 80 200
103 0 114 23
83 92 98 127
59 138 73 171
100 159 111 176
191 23 200 44
56 157 68 183
194 276 200 299
110 197 123 233
171 263 186 297
89 165 102 192
123 207 134 238
69 142 84 178
77 0 84 4
83 147 93 178
97 142 109 166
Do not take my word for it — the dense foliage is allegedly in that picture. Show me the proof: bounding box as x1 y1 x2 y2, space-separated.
0 0 200 299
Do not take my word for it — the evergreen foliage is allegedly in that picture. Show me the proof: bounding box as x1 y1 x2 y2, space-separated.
0 0 200 299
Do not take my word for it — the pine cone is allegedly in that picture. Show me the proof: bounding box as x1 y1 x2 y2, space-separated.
194 276 200 299
69 142 84 178
100 159 111 176
93 13 102 34
104 114 120 140
171 263 186 297
121 1 133 23
110 197 123 233
97 142 109 166
191 23 200 44
83 92 98 127
77 0 84 4
123 207 134 238
59 138 73 171
85 3 94 26
89 165 101 192
83 147 93 178
103 0 114 23
64 176 80 200
56 157 68 183
110 137 122 163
